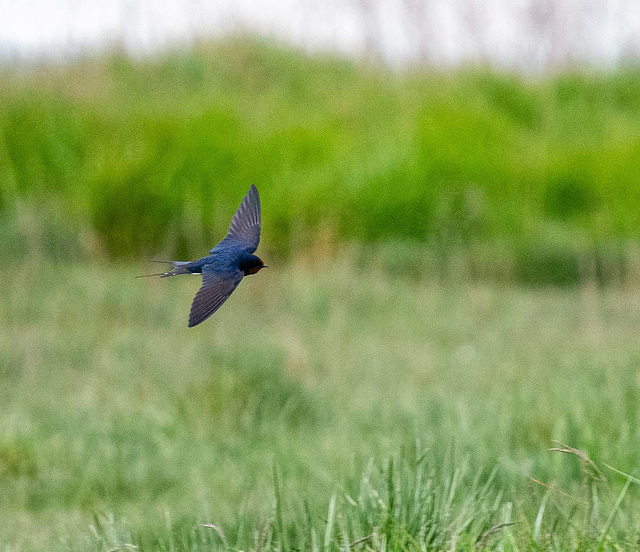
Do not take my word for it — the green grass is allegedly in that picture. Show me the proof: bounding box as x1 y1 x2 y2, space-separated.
2 259 640 550
1 39 640 284
2 38 640 548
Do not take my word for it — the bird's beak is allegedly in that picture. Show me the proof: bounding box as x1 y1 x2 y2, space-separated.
262 265 268 269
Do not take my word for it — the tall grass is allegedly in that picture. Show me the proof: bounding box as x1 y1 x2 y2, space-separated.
2 259 640 549
1 39 640 284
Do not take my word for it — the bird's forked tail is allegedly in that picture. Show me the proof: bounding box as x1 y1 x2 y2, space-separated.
136 260 192 278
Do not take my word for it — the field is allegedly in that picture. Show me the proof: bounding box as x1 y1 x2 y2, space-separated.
2 259 640 550
2 38 640 550
2 40 640 285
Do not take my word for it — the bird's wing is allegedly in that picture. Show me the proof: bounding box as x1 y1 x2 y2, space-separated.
211 184 261 253
188 266 243 327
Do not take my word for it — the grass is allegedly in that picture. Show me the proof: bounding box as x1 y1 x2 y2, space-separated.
2 258 640 550
2 37 640 548
1 38 640 284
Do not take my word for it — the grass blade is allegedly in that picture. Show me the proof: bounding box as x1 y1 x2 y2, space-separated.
324 494 337 552
597 477 632 550
532 491 550 544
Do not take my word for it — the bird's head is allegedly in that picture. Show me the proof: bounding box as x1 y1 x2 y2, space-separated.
240 254 267 276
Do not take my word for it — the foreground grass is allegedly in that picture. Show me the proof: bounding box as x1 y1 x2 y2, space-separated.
1 39 640 283
1 258 640 550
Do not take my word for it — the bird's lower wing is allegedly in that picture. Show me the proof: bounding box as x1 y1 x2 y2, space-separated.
188 268 243 327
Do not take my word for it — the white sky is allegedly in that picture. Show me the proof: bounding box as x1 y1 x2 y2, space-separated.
0 0 639 69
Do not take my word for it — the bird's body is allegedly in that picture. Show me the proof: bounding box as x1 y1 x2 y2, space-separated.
141 184 266 327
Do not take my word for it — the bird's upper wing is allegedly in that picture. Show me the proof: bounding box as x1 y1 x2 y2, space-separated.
188 266 243 327
211 184 261 253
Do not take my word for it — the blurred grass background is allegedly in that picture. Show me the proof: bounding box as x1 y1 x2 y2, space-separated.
3 259 640 549
2 39 640 285
2 36 640 551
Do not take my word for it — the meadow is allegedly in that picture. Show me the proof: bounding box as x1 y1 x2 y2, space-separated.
1 40 640 284
2 258 640 550
2 39 640 550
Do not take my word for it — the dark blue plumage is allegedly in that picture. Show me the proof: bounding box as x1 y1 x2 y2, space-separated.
141 185 266 327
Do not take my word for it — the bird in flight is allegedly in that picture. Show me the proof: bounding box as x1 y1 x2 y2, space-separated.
140 184 266 327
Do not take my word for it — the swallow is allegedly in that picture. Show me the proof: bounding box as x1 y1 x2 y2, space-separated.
139 184 266 327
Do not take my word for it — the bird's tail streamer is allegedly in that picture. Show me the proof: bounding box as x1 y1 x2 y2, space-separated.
136 260 192 278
